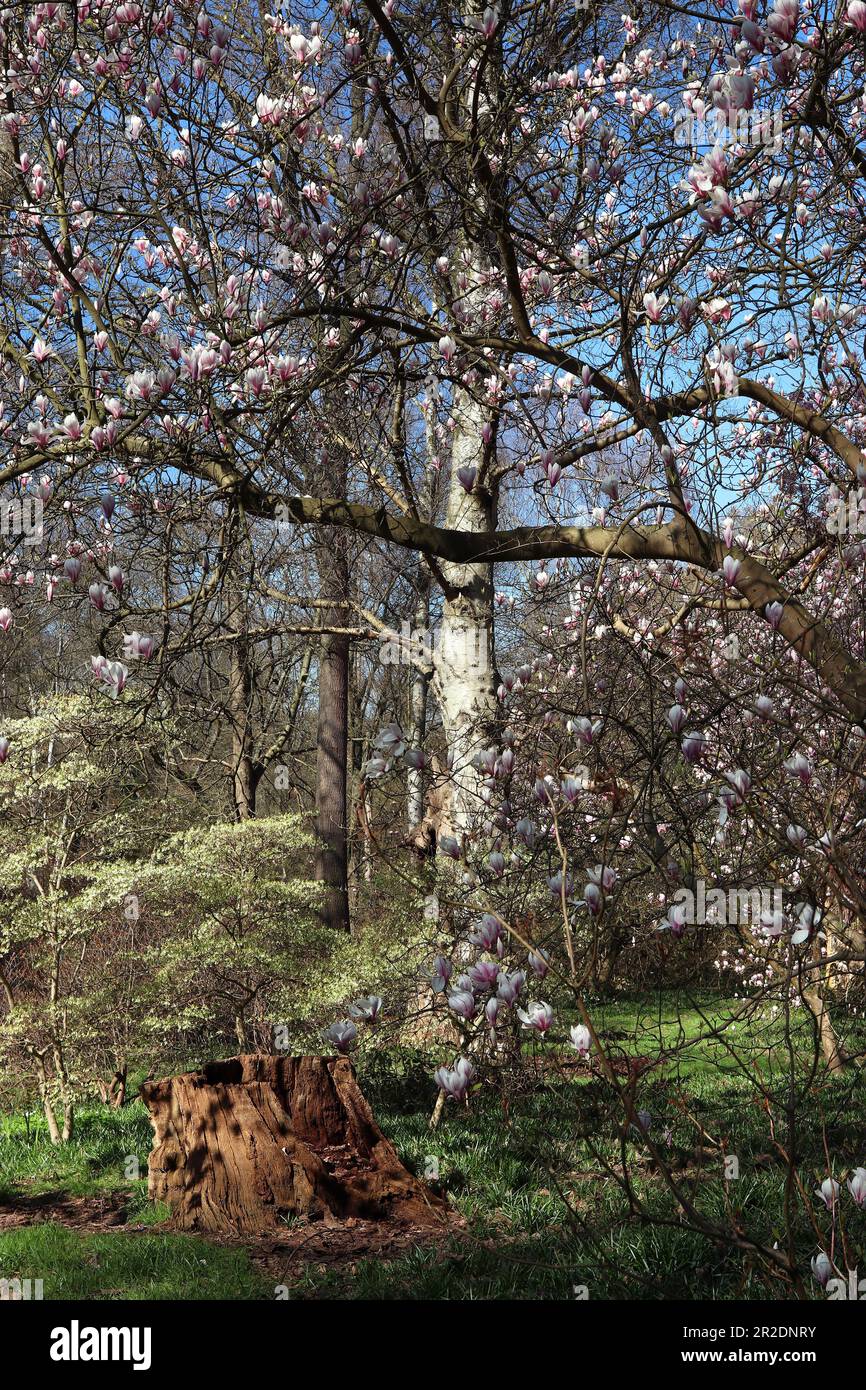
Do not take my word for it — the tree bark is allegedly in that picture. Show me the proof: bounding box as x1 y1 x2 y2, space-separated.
803 988 849 1073
315 567 351 933
140 1055 446 1235
431 273 500 838
223 529 257 820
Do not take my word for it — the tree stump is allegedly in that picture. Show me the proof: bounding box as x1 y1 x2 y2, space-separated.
140 1055 447 1235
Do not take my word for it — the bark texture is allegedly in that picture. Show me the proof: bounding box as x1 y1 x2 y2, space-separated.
140 1055 446 1234
314 510 351 931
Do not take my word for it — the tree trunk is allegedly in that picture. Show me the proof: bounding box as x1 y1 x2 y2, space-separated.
35 1057 61 1146
407 584 430 828
140 1055 446 1235
803 988 849 1073
224 525 257 821
314 446 351 930
316 609 351 932
433 396 500 838
228 625 256 820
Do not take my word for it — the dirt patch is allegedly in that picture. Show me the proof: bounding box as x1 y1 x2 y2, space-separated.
0 1186 468 1290
243 1210 467 1288
0 1189 129 1232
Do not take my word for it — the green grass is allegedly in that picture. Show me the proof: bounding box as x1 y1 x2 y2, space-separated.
0 1105 156 1220
0 1223 270 1300
1 993 864 1300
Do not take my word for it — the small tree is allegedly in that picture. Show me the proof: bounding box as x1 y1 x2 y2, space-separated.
135 817 323 1052
0 696 175 1142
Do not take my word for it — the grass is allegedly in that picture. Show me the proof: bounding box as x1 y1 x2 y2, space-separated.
1 991 864 1300
0 1224 270 1300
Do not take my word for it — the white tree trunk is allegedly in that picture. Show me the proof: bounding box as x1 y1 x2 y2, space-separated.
432 385 499 838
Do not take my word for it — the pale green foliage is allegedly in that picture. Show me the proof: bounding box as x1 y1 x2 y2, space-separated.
0 696 179 1124
277 891 435 1052
131 816 324 1046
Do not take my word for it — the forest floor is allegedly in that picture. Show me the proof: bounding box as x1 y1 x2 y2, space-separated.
2 991 866 1300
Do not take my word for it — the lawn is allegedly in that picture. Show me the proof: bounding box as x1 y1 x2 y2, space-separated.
1 992 864 1300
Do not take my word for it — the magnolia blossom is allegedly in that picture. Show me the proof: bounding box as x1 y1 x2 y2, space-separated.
815 1177 839 1210
0 607 13 634
123 631 157 661
496 969 525 1006
434 1057 475 1102
348 994 383 1024
431 955 452 993
569 1024 591 1057
516 1001 554 1036
783 752 812 785
469 959 500 991
324 1020 357 1053
658 904 688 939
469 914 504 950
792 903 821 946
447 989 477 1021
0 738 9 764
667 703 687 734
848 1168 866 1207
528 949 550 978
91 656 128 698
811 1252 833 1287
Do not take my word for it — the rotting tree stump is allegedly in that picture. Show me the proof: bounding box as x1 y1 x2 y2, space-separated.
140 1055 447 1235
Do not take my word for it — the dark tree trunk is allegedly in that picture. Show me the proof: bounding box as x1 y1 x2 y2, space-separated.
140 1056 446 1235
315 530 351 932
228 626 256 820
223 520 258 821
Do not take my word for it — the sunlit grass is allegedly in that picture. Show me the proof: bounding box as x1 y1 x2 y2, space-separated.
0 1223 269 1301
0 992 864 1300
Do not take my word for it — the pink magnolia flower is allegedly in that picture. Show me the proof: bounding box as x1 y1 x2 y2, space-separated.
431 956 452 993
324 1020 357 1054
681 730 706 764
643 290 667 323
847 1168 866 1207
434 1057 475 1101
811 1252 833 1287
528 949 549 978
91 657 129 699
815 1177 839 1210
447 989 477 1021
517 1001 554 1036
767 0 798 42
667 703 687 734
469 959 500 992
783 752 812 785
0 607 13 634
123 632 157 661
496 970 525 1006
348 995 382 1024
438 335 457 363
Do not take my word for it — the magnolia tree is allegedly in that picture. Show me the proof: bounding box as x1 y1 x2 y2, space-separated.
2 0 866 870
0 0 866 1270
